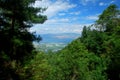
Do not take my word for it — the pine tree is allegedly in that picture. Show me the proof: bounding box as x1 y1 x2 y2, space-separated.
0 0 47 79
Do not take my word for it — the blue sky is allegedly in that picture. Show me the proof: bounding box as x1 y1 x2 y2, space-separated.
30 0 120 35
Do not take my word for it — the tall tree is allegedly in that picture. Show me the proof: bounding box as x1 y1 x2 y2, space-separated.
93 4 120 80
0 0 47 79
96 4 119 32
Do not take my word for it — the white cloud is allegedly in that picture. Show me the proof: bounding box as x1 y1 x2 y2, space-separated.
34 0 76 18
44 18 70 24
59 18 69 22
58 13 66 16
70 11 81 15
99 1 115 6
86 15 98 20
99 2 105 6
80 0 97 5
45 1 76 18
110 1 115 4
34 0 51 8
30 24 91 34
31 0 93 35
99 2 109 6
72 17 78 21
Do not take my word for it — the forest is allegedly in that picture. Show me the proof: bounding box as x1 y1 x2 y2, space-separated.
0 0 120 80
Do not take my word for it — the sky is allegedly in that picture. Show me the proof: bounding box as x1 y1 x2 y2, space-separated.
30 0 120 41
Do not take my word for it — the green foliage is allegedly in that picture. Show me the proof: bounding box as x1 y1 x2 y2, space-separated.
24 52 51 80
0 0 47 79
58 40 107 80
81 4 120 80
81 26 107 54
23 4 120 80
26 4 120 80
24 39 107 80
96 4 120 32
1 1 120 80
104 26 120 79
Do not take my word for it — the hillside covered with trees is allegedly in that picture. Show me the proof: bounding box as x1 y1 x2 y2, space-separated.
0 0 120 80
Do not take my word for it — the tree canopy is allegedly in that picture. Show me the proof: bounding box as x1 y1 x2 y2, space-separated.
0 1 120 80
0 0 47 79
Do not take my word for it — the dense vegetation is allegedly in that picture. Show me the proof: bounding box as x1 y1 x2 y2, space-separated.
26 4 120 80
0 0 47 79
0 0 120 80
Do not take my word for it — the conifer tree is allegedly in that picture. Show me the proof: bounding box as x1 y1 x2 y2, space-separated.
0 0 47 79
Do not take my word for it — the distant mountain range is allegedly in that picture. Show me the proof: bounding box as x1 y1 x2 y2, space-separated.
34 33 81 52
40 33 81 43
